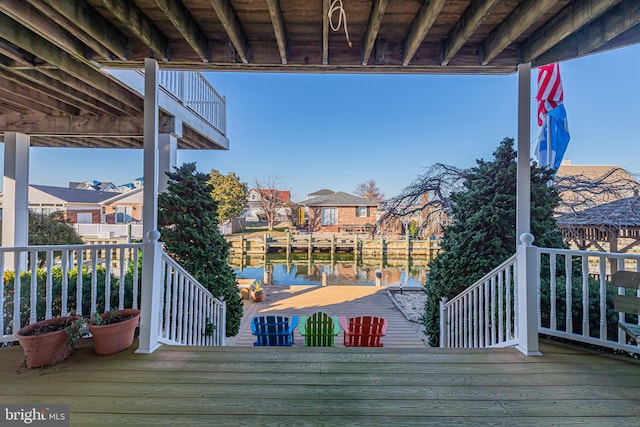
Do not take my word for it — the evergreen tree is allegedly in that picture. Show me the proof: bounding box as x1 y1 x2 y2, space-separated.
28 211 84 246
425 138 565 346
158 163 242 336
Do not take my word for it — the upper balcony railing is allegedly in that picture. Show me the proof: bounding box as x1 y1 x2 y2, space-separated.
157 71 226 135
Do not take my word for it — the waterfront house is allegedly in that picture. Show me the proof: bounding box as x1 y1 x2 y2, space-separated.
299 191 379 233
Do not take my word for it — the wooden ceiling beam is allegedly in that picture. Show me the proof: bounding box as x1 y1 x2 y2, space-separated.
1 0 102 63
402 0 446 66
0 77 79 115
99 0 169 61
40 0 130 60
0 66 108 115
36 69 138 116
361 0 388 66
0 39 36 68
154 0 209 62
26 0 114 61
322 0 329 65
532 0 640 66
265 0 288 64
209 0 250 64
0 113 173 136
590 23 640 55
520 0 623 64
0 14 143 112
480 0 555 65
0 88 59 115
441 0 500 66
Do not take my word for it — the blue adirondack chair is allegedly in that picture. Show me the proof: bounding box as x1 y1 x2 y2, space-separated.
251 315 299 346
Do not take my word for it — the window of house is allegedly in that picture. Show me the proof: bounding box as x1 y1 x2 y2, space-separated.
321 208 337 225
115 206 133 223
356 206 368 217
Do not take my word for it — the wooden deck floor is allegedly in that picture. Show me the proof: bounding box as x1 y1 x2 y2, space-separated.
2 286 640 425
1 339 639 425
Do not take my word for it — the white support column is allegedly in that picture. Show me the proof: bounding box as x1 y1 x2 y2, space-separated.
516 233 542 356
2 132 30 271
516 62 531 248
143 58 160 238
137 58 162 354
158 132 177 194
136 230 163 354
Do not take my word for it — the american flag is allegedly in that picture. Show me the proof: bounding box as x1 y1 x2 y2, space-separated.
536 63 564 126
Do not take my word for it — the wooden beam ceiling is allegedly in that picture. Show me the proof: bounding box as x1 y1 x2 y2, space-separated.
361 0 388 66
533 0 640 66
402 0 447 66
520 0 623 63
209 0 250 64
265 0 288 65
155 0 209 62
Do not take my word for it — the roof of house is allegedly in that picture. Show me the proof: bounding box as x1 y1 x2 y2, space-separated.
307 189 335 197
556 194 640 228
31 185 119 204
300 191 379 207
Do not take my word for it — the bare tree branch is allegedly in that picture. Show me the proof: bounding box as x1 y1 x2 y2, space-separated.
253 176 289 231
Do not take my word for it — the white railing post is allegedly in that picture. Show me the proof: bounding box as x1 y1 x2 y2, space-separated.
516 233 542 356
136 230 163 354
439 297 448 348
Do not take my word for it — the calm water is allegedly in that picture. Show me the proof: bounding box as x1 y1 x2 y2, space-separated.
232 254 428 287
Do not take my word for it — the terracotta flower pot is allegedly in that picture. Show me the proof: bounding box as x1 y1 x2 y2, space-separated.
88 309 140 355
16 316 81 368
251 289 265 302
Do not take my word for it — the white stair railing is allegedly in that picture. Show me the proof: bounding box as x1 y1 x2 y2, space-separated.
1 243 142 343
440 255 518 348
159 252 226 346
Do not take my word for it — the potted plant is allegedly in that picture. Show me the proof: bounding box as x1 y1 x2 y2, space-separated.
251 280 265 302
16 316 82 368
88 308 140 355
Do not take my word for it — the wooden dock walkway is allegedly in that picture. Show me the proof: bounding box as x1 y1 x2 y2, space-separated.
227 285 426 347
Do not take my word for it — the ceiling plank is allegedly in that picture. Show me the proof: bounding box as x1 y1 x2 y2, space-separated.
322 0 329 65
1 0 98 63
590 22 640 55
209 0 250 64
402 0 447 66
99 0 169 61
0 66 108 115
41 0 130 60
0 88 61 115
0 77 79 115
0 14 143 113
36 69 138 116
532 0 640 66
520 0 623 64
154 0 209 62
0 40 36 67
265 0 288 64
0 113 175 136
361 0 388 66
25 0 113 61
480 0 556 65
441 0 500 66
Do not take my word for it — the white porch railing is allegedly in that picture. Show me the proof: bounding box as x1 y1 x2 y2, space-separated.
440 245 640 355
538 248 640 354
1 243 142 343
157 71 226 135
1 243 226 348
159 252 226 346
440 255 518 348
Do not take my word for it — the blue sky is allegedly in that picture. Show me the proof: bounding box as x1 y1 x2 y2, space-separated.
16 44 640 202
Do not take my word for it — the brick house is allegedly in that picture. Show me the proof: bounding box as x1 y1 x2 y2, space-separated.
246 189 292 221
299 191 379 233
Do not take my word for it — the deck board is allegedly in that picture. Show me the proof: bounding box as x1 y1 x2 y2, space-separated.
2 285 640 425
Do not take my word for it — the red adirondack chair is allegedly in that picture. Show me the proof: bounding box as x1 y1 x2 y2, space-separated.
339 316 387 347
